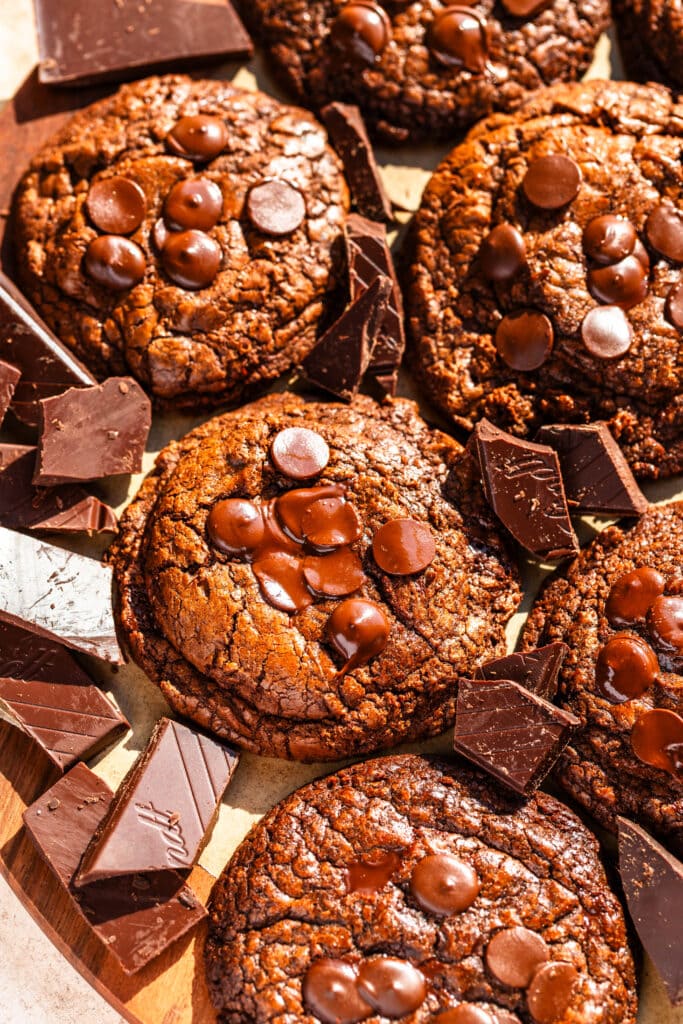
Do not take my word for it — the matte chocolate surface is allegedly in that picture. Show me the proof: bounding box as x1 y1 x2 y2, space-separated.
0 359 20 426
321 103 393 222
76 718 239 885
34 377 151 486
35 0 252 86
23 763 207 974
0 526 123 664
475 642 569 700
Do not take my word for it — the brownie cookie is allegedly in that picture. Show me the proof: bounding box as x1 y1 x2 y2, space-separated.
13 75 349 408
613 0 683 91
523 501 683 854
206 754 637 1023
408 79 683 478
111 391 520 761
238 0 609 143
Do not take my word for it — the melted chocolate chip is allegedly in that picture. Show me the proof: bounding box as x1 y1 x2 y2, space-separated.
161 229 221 289
84 235 145 291
164 178 223 231
429 6 489 72
501 0 548 13
647 595 683 652
327 597 390 672
303 548 365 597
527 963 579 1023
372 518 435 575
207 498 265 556
86 176 146 236
666 280 683 330
436 1008 496 1024
302 959 372 1024
271 427 330 480
480 224 526 282
409 853 480 916
345 850 401 893
167 115 228 161
495 310 554 371
645 203 683 263
252 551 312 613
276 484 344 541
595 633 659 703
152 217 170 251
587 255 648 310
301 496 362 550
356 956 427 1017
330 2 392 64
580 306 632 360
582 215 636 266
606 567 666 627
246 179 306 236
631 709 683 776
522 156 581 210
485 926 549 988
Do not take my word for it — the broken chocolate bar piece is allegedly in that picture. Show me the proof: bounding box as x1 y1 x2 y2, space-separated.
75 717 239 885
23 763 206 974
0 526 123 664
35 0 252 87
321 103 393 223
0 271 96 428
0 677 128 772
469 419 579 561
475 642 569 701
0 444 117 533
34 377 151 486
453 678 579 795
0 620 93 684
0 359 20 426
618 817 683 1005
345 214 406 396
535 423 648 517
302 276 391 401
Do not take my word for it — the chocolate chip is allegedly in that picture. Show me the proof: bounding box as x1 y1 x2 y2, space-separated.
631 709 683 776
435 1007 496 1024
84 235 146 291
429 6 489 72
526 962 579 1024
327 597 390 672
167 115 228 161
356 956 427 1017
409 853 480 916
152 217 170 251
647 594 683 652
606 567 666 627
330 2 392 64
580 306 632 360
501 0 549 14
522 155 581 210
495 310 553 371
645 202 683 263
161 229 221 290
246 179 306 236
302 959 372 1024
164 178 223 231
479 224 526 281
666 280 683 330
252 551 312 613
275 484 344 541
582 214 636 265
86 176 146 236
372 518 435 575
303 548 365 597
271 427 330 480
587 255 648 309
595 633 659 703
301 496 361 549
207 498 265 556
485 926 549 988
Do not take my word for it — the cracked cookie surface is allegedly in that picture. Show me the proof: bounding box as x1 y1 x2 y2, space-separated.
13 75 348 408
110 391 521 761
205 754 636 1023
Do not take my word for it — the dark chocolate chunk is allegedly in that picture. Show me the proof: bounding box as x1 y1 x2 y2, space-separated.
0 676 128 772
75 717 238 885
522 155 581 210
321 103 392 222
0 620 94 685
429 6 489 72
0 526 123 664
35 0 252 86
475 642 568 700
535 423 648 516
345 214 405 396
453 678 580 794
469 419 579 561
302 276 391 401
22 763 207 974
0 359 20 426
34 377 151 486
618 816 683 1005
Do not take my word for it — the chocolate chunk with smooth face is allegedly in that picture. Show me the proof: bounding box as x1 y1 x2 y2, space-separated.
22 763 207 974
0 677 128 772
0 359 20 426
618 817 683 1005
475 642 568 700
302 276 391 401
34 377 151 486
75 717 239 885
0 526 123 664
321 103 392 222
0 620 94 684
35 0 252 86
469 419 579 561
454 678 579 794
535 423 648 517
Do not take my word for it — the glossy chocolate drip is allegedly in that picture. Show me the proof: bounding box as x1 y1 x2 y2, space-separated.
631 708 683 777
327 597 390 672
345 850 400 893
356 956 427 1017
595 633 659 703
330 3 392 65
409 853 480 916
429 6 489 72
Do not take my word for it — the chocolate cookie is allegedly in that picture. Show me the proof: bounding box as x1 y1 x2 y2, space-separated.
238 0 609 143
111 391 520 761
523 501 683 854
408 79 683 478
613 0 683 91
13 75 349 408
205 754 637 1023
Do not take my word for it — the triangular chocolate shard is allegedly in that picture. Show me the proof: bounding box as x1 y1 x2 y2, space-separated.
475 642 569 700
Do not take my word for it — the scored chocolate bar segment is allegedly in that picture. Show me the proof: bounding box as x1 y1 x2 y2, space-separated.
618 817 683 1005
0 526 123 664
34 377 151 486
35 0 253 87
0 620 93 684
0 359 20 426
321 103 393 223
470 418 579 561
23 763 207 974
75 717 239 886
475 642 569 701
0 677 128 772
454 678 580 795
535 423 649 517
